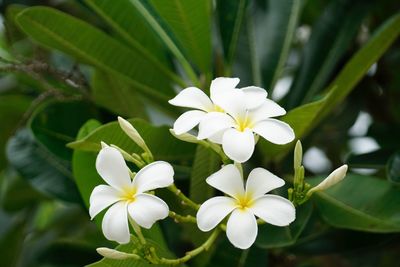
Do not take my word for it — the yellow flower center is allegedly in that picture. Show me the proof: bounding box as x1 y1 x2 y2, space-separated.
235 193 254 210
120 186 137 203
236 113 253 132
212 104 225 112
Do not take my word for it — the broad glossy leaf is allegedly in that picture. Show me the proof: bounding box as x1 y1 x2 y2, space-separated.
310 174 400 232
0 95 31 169
147 0 212 73
287 0 371 108
255 202 313 248
347 149 393 169
29 100 99 160
387 152 400 184
91 71 147 118
259 13 400 160
216 0 247 66
260 0 302 89
69 119 196 162
6 129 81 203
16 6 174 104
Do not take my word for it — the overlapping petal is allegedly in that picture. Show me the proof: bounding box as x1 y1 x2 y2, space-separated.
102 201 130 244
252 119 295 145
206 164 245 199
96 146 131 190
169 87 214 111
249 99 286 123
133 161 174 193
250 195 296 226
222 128 255 163
210 77 240 102
89 184 121 219
173 110 206 135
240 86 267 109
226 209 258 249
198 112 235 140
197 196 237 231
128 193 169 229
246 168 285 199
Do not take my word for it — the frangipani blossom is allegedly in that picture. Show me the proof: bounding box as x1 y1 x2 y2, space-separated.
197 164 296 249
197 88 295 162
169 77 267 136
89 145 173 244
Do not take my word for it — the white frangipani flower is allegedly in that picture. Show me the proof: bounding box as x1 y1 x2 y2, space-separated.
89 144 173 244
197 87 295 162
196 164 296 249
168 77 267 136
307 164 348 196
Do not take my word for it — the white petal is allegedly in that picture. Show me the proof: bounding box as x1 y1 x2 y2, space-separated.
102 201 130 244
222 128 255 163
96 146 131 190
207 129 225 144
196 196 236 231
173 110 206 135
210 77 240 103
128 193 169 229
308 164 348 194
226 209 257 249
197 112 235 140
89 185 121 219
249 99 286 123
240 86 268 109
245 168 285 199
206 164 245 199
252 119 295 145
250 195 296 227
133 161 174 193
214 89 247 120
168 87 214 111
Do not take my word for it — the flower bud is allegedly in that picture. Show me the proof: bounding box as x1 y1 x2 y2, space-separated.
307 164 348 196
169 129 201 144
96 247 140 260
118 117 148 152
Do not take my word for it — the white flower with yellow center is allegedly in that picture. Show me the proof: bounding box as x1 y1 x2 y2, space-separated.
89 145 173 244
196 164 296 249
168 77 267 136
197 88 295 162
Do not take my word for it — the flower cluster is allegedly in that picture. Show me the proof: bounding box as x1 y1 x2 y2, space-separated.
88 77 348 261
169 77 295 162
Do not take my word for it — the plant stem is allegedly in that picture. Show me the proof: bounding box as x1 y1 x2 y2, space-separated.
169 211 197 223
168 184 200 210
129 218 146 245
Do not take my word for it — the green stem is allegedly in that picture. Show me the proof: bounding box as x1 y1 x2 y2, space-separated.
168 184 200 210
110 145 146 168
129 218 146 245
156 229 220 265
169 211 197 224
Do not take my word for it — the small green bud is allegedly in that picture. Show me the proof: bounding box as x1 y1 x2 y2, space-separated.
118 117 150 154
294 140 303 169
96 247 140 260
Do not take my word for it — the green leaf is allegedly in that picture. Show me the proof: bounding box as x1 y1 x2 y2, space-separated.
347 149 393 169
29 100 99 160
387 151 400 184
260 0 302 90
216 0 247 66
85 0 184 87
6 129 81 203
259 13 400 160
69 119 196 162
310 174 400 232
91 71 147 118
255 202 313 248
286 0 371 108
147 0 212 73
16 6 174 104
0 95 31 169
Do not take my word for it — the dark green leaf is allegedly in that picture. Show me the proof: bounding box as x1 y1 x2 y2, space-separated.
387 152 400 184
287 0 371 108
255 202 313 248
260 0 302 89
259 13 400 160
16 6 174 105
347 149 393 169
6 129 81 203
310 174 400 232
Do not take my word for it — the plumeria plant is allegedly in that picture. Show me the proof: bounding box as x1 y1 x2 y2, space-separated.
1 1 399 267
86 81 348 264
